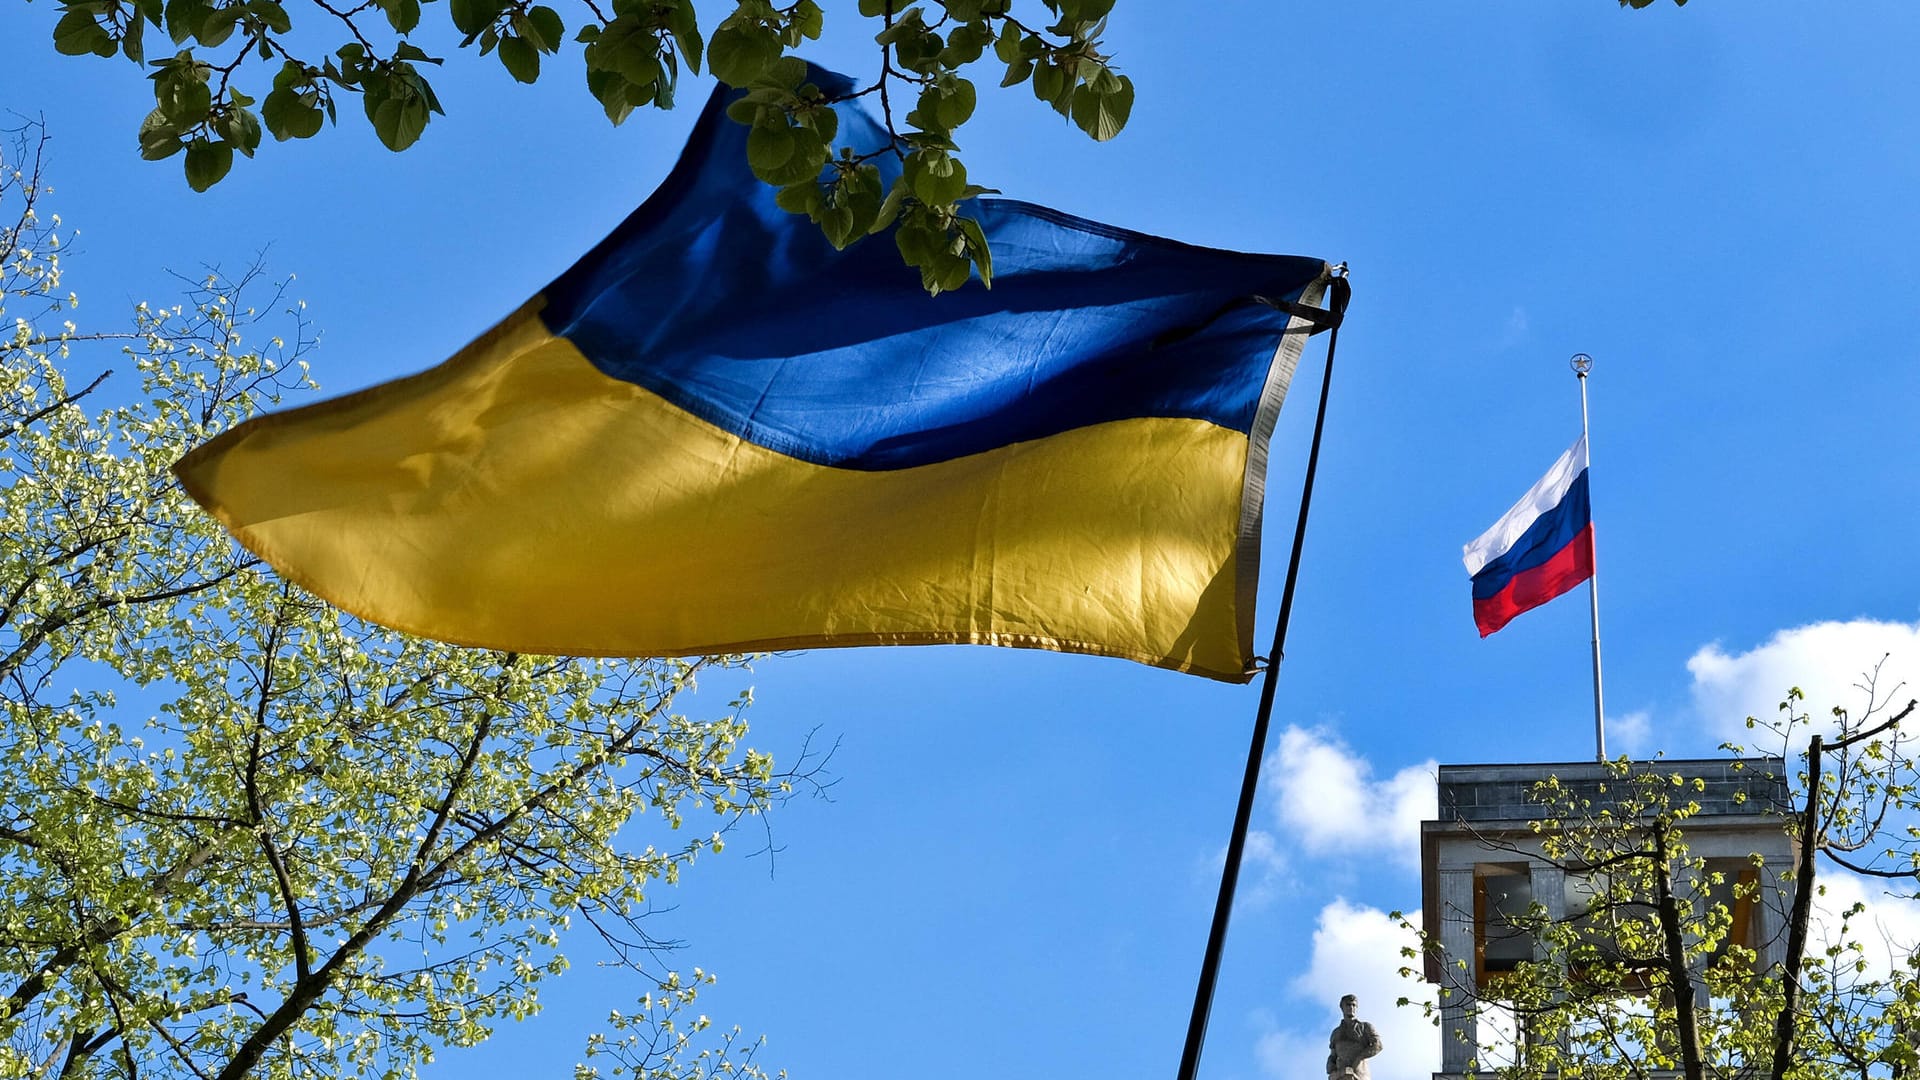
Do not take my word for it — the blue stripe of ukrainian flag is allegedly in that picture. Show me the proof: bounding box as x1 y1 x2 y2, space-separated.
173 66 1331 682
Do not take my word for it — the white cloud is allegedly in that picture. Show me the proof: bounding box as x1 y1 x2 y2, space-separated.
1687 619 1920 747
1222 828 1291 910
1253 899 1438 1080
1609 709 1652 757
1810 870 1920 981
1268 727 1435 869
1253 1023 1323 1080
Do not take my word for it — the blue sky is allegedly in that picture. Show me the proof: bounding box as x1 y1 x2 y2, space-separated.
8 2 1920 1079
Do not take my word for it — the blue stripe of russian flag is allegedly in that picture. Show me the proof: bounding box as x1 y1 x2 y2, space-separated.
1462 436 1595 637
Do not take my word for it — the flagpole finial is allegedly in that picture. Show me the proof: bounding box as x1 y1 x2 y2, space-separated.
1570 352 1594 377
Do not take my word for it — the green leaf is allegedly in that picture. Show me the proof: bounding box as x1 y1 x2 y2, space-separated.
940 19 991 66
818 203 856 249
261 86 323 139
364 75 431 151
992 21 1021 62
182 136 232 190
901 129 956 152
934 77 974 129
383 0 419 33
707 21 777 87
212 105 262 154
448 0 500 37
53 8 113 56
196 4 237 47
1032 58 1073 116
156 71 213 126
759 55 807 89
332 46 367 87
246 0 290 32
925 249 971 294
789 0 822 40
1069 71 1131 141
1030 58 1064 107
870 178 908 234
523 5 563 51
162 0 205 42
122 14 145 61
754 125 825 186
793 100 836 142
894 207 974 295
665 0 701 74
894 216 934 264
745 122 794 176
775 180 822 215
1057 0 1114 21
904 148 966 206
831 162 884 238
498 34 539 82
872 5 923 46
586 67 649 125
137 109 186 158
405 63 444 114
999 56 1032 88
592 17 662 88
879 9 940 74
956 214 991 286
857 0 890 17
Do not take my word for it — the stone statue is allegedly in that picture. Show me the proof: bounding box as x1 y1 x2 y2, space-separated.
1327 994 1383 1080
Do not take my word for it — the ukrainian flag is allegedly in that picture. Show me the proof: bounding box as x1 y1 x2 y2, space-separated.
174 68 1333 682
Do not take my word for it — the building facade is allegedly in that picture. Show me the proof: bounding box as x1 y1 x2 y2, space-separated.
1419 758 1795 1077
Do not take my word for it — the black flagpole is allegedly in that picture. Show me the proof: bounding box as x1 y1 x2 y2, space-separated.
1175 272 1350 1080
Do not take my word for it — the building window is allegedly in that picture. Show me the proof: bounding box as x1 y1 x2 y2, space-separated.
1702 857 1761 967
1475 863 1534 984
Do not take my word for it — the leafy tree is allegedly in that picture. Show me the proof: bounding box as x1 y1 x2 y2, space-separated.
0 120 814 1080
1399 668 1920 1080
36 0 1135 291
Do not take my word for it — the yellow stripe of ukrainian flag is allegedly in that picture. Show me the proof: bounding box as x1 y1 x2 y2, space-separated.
175 300 1258 680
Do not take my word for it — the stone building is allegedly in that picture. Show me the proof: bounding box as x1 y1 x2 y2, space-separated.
1418 758 1795 1077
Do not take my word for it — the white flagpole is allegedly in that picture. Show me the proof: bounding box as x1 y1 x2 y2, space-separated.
1572 353 1606 760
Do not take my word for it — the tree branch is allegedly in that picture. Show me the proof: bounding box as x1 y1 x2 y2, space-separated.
1770 732 1824 1080
0 559 259 685
0 368 111 442
2 840 223 1020
244 589 313 984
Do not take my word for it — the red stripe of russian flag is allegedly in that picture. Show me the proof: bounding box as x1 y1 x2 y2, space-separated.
1462 435 1595 637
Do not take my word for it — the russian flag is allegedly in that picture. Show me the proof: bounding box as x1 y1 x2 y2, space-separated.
1461 435 1593 637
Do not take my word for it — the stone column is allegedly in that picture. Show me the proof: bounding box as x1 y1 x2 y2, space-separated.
1438 866 1478 1074
1528 864 1568 1062
1758 859 1791 972
1532 865 1566 960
